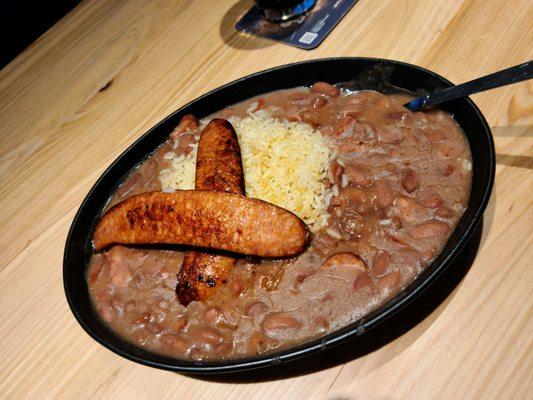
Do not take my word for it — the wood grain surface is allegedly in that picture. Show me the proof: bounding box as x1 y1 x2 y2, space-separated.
0 0 531 399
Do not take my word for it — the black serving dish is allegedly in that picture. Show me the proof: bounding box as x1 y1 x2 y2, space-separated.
63 58 495 373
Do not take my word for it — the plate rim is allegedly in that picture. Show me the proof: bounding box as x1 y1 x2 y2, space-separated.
63 56 495 373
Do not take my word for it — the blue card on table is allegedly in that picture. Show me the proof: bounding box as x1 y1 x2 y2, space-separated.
236 0 358 50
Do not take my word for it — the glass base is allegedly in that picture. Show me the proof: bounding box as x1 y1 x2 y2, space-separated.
259 0 317 22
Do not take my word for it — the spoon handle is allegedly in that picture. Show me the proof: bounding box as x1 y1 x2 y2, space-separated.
404 60 533 111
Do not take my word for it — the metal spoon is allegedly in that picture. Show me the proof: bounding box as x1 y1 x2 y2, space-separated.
404 60 532 111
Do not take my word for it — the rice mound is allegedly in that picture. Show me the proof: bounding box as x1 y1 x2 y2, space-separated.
160 109 335 229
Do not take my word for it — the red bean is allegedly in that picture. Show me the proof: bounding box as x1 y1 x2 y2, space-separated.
124 299 137 314
88 263 104 285
437 140 465 158
377 271 401 296
346 95 364 105
98 302 115 322
247 332 270 354
259 270 284 292
299 107 334 126
170 114 198 140
421 247 438 263
204 307 222 325
111 298 124 315
330 162 344 185
443 163 455 176
397 249 423 276
402 168 419 193
153 306 167 323
345 188 372 214
330 197 343 207
161 334 189 354
320 125 335 137
189 347 205 361
285 104 302 121
386 111 409 122
391 216 403 229
254 98 265 111
293 270 316 288
374 180 395 209
212 342 233 357
338 141 371 154
372 250 390 277
134 312 152 325
313 97 328 109
245 301 268 318
425 128 446 143
310 82 340 97
322 252 366 271
288 92 314 105
221 312 240 330
164 276 178 290
133 270 147 289
420 192 443 208
199 327 223 345
352 273 376 294
132 329 149 345
145 322 162 334
230 279 246 297
376 125 405 144
396 196 429 224
315 316 330 332
410 220 449 238
344 165 373 187
321 292 335 302
410 126 431 148
385 233 410 248
288 92 327 110
175 133 196 155
262 313 302 337
108 259 131 289
169 316 188 332
142 258 163 276
436 207 455 218
336 115 356 138
355 122 376 141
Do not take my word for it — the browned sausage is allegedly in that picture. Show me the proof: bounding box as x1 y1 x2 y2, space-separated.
194 119 245 193
177 119 245 305
92 190 310 256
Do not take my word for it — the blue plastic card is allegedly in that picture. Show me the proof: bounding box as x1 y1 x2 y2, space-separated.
236 0 358 50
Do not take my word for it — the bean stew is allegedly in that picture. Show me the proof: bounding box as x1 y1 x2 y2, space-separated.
87 83 472 361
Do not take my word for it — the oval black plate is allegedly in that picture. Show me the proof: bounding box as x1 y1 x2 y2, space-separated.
63 57 495 374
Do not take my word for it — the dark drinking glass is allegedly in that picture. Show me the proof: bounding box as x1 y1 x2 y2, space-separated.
254 0 317 21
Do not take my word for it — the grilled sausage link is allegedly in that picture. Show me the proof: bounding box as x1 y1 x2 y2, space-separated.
177 119 245 305
92 190 310 256
194 118 245 193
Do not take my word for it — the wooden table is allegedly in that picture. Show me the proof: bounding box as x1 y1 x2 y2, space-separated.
1 0 531 398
